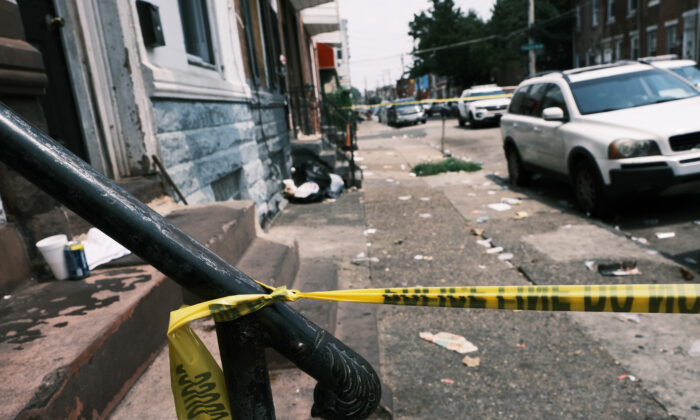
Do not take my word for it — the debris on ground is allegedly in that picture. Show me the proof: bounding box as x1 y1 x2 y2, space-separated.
655 232 676 239
393 239 404 245
617 314 641 323
514 211 529 219
501 198 521 205
461 355 481 367
630 236 649 245
440 378 455 384
516 343 526 349
684 257 698 265
476 216 489 224
689 340 700 357
419 213 432 218
486 247 504 254
680 267 695 281
419 331 478 354
351 252 379 265
363 228 377 236
476 239 492 248
488 203 511 211
414 255 434 261
693 220 700 225
420 196 431 201
597 261 641 276
617 374 638 382
471 228 484 236
487 191 496 195
497 253 514 261
398 195 412 201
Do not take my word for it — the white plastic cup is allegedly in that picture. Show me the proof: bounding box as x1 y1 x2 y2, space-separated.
36 234 69 280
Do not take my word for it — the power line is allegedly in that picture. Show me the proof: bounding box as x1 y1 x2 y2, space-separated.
349 5 579 64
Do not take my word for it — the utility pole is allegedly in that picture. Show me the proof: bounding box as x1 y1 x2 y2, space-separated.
400 54 405 78
528 0 536 76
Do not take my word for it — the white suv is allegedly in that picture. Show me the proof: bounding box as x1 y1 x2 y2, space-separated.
642 56 700 86
457 84 511 128
500 62 700 215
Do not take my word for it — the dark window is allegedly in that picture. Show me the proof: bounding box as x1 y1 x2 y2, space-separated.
508 86 530 114
522 83 548 116
540 84 569 119
178 0 215 65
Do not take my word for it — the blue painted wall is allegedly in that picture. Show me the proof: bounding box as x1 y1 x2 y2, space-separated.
152 95 291 221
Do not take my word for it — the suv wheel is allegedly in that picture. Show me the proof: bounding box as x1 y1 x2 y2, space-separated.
573 161 608 217
468 112 477 128
458 116 466 127
505 145 531 186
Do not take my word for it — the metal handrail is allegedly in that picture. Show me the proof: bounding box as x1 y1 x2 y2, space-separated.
0 102 380 419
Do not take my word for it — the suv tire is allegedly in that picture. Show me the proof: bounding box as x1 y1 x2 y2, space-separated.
458 116 466 127
505 145 531 186
573 160 608 217
468 112 477 128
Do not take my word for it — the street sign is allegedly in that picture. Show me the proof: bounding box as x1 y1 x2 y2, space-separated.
521 43 544 51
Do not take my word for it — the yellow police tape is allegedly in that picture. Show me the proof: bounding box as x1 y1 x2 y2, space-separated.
343 93 513 110
168 282 700 419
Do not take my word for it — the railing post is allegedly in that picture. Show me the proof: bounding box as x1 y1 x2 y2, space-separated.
215 318 275 419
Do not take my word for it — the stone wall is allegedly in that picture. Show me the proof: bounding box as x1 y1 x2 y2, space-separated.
152 93 291 222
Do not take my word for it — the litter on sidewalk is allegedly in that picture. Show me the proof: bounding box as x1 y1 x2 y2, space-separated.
398 195 412 200
440 378 455 384
352 252 379 265
419 331 478 354
680 267 695 281
419 213 432 218
476 216 489 223
497 253 514 261
414 255 434 261
486 246 503 254
617 374 638 382
461 355 480 367
363 228 377 236
593 261 641 276
689 339 700 357
501 198 521 205
514 211 529 219
655 232 676 239
488 203 511 211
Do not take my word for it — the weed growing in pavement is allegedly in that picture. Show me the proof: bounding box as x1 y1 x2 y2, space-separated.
411 158 481 176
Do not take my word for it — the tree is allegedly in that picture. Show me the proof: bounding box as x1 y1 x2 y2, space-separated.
409 0 491 88
350 86 362 104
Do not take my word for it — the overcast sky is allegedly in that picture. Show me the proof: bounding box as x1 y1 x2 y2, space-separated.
337 0 496 91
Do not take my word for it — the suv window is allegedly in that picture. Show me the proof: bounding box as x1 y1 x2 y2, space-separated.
570 68 699 114
508 86 529 114
540 84 569 119
522 83 548 116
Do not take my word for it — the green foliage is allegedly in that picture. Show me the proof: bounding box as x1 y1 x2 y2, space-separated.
367 96 382 105
411 158 482 176
409 0 575 87
324 88 354 131
350 87 363 104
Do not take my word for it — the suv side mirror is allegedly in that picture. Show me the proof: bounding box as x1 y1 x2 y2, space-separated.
542 107 565 121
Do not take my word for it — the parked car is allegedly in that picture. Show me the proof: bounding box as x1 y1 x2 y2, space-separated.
425 101 449 117
641 55 700 86
501 61 700 216
387 98 426 126
457 84 511 128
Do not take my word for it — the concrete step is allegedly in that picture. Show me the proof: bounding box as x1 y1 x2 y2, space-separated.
110 258 338 419
0 200 260 419
0 265 182 419
237 237 299 289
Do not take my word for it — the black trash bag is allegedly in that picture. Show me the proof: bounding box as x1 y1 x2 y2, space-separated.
292 161 331 192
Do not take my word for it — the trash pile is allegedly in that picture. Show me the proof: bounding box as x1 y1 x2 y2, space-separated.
283 161 345 203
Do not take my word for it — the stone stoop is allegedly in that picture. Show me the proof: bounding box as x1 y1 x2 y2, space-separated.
0 265 181 419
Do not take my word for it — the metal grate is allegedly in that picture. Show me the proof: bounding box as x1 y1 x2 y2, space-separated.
485 105 508 111
669 131 700 151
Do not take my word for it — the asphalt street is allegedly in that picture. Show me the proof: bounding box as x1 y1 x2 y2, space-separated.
348 116 700 419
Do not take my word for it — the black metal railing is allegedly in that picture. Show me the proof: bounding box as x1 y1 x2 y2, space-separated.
320 98 362 188
0 102 380 419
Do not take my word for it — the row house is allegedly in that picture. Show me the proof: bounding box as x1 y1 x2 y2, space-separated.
575 0 700 66
0 0 347 293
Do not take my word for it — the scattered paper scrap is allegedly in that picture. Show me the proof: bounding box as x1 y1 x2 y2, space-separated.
584 260 597 271
689 339 700 357
462 355 481 368
476 216 489 224
598 261 641 276
497 253 514 261
631 236 649 245
516 343 526 349
617 374 637 382
617 313 641 323
363 228 377 236
398 195 412 201
440 378 455 384
414 255 434 261
684 257 698 265
486 247 504 254
501 198 521 205
514 211 529 220
420 197 431 201
419 213 432 218
351 257 379 265
487 191 496 195
476 239 492 248
655 232 676 239
488 203 511 211
420 331 478 354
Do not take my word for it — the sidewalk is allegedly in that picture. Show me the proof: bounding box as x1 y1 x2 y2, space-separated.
287 120 697 418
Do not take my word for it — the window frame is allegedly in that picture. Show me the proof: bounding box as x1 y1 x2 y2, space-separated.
592 0 599 27
607 0 615 23
178 0 217 68
646 25 658 57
